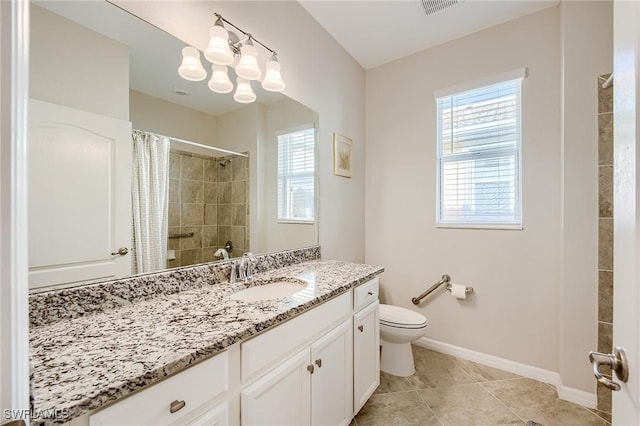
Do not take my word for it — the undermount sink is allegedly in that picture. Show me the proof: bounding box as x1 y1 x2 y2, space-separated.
229 278 309 302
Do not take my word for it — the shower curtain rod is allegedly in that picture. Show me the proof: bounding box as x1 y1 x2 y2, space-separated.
133 129 248 158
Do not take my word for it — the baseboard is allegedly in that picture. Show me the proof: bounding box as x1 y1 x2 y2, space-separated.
414 337 597 409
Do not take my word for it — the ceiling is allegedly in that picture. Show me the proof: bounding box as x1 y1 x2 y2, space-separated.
298 0 559 69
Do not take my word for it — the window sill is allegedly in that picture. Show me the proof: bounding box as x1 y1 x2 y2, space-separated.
277 220 316 225
436 223 523 230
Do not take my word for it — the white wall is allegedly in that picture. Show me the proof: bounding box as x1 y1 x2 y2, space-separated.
560 0 612 394
112 0 367 262
366 7 562 374
29 5 129 120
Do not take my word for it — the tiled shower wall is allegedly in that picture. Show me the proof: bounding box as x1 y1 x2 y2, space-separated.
168 150 249 268
597 74 613 416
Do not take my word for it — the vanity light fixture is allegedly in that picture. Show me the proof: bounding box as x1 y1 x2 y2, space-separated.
178 46 207 81
177 12 286 103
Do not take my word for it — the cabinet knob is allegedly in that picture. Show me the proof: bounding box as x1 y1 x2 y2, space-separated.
368 291 373 295
315 358 322 368
307 364 315 374
169 399 186 414
358 325 364 332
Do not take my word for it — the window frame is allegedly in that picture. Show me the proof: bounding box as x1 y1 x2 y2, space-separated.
435 70 525 230
276 123 317 225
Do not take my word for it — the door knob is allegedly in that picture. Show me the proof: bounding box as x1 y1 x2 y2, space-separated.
588 347 629 391
111 247 129 256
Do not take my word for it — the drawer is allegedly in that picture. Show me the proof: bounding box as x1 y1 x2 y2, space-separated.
241 291 351 383
354 277 379 311
90 352 229 426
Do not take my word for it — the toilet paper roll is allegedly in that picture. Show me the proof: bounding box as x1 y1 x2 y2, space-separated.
450 283 467 300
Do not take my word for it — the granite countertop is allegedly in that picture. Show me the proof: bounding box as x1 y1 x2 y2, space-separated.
30 259 383 425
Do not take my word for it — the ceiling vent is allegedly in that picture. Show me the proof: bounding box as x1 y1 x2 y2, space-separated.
420 0 460 16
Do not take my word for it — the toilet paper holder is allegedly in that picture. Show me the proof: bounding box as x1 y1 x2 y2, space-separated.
411 275 474 305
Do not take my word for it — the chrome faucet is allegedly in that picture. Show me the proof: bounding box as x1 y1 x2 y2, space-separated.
241 252 257 282
228 260 238 284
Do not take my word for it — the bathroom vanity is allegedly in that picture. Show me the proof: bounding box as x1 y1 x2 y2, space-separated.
29 249 383 426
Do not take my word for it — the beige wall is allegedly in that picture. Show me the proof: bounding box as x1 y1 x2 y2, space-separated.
30 5 128 120
217 103 267 254
366 6 562 374
112 0 367 263
559 0 612 396
265 98 319 253
366 2 612 396
129 90 218 146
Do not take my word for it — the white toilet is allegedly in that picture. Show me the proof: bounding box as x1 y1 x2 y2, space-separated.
379 304 428 377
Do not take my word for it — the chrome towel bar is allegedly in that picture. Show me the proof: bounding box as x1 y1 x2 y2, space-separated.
412 274 451 305
168 232 194 239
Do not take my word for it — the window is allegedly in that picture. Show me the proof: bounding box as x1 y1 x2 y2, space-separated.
436 75 523 228
277 126 315 223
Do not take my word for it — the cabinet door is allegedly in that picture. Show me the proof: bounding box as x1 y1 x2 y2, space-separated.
353 300 380 414
310 320 352 426
241 348 311 426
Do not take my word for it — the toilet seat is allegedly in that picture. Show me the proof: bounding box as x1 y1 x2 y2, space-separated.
379 304 427 329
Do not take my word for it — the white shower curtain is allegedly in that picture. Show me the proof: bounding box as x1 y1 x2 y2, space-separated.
131 130 170 274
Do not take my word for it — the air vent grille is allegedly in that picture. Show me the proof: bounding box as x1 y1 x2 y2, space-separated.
421 0 459 16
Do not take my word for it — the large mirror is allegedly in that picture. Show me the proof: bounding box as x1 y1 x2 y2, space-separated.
28 1 319 290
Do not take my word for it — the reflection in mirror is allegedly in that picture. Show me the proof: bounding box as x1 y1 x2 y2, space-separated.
28 1 319 290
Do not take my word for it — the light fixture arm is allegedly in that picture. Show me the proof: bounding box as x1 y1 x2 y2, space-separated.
214 13 277 56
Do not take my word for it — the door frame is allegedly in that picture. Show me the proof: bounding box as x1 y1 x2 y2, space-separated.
612 0 640 423
1 0 31 422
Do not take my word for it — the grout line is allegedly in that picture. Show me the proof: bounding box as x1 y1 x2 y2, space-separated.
477 380 528 424
578 404 611 425
412 386 445 426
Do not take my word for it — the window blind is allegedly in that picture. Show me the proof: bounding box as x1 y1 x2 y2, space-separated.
436 78 522 227
277 127 315 222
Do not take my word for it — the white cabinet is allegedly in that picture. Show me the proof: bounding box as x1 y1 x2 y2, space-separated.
353 299 380 414
187 402 229 426
85 280 381 426
241 349 311 426
310 320 352 426
89 346 240 426
241 320 352 426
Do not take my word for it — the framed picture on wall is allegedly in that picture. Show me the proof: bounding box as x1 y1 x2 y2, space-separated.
333 133 353 178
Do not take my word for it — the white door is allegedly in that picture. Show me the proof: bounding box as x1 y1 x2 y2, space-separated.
28 99 132 289
353 301 380 415
241 348 311 426
612 1 640 423
310 320 352 426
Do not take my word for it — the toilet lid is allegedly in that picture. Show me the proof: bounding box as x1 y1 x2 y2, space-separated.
379 304 428 329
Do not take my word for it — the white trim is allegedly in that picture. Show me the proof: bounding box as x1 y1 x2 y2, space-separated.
274 122 316 137
434 67 528 99
1 0 31 422
415 337 597 409
436 224 524 230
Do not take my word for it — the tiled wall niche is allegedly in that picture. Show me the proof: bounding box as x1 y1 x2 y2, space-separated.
168 150 249 268
597 74 613 418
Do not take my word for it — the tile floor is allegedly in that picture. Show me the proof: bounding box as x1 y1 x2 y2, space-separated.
353 346 610 426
